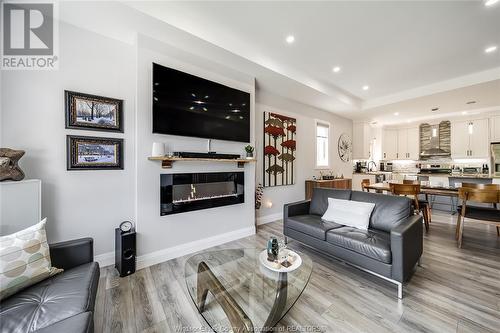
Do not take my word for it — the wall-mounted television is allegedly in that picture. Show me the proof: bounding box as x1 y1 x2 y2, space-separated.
152 63 251 143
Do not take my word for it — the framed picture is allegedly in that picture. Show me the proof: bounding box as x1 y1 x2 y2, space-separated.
65 90 123 132
67 135 124 170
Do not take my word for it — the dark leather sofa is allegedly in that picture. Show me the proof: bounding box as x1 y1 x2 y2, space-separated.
0 238 99 333
284 188 423 298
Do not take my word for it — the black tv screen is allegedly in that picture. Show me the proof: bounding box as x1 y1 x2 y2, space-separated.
152 63 251 143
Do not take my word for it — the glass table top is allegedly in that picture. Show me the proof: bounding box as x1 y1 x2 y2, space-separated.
185 248 313 333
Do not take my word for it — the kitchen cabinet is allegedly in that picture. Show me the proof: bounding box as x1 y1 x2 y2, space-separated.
451 119 489 158
394 127 419 160
382 129 398 160
491 116 500 142
352 122 372 159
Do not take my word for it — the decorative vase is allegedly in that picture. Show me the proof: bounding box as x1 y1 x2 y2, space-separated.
267 237 279 262
151 142 165 157
246 152 253 159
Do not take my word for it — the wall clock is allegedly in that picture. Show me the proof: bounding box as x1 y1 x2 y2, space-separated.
338 133 352 162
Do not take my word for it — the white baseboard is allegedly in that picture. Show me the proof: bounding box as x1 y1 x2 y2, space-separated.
94 225 256 269
256 212 282 225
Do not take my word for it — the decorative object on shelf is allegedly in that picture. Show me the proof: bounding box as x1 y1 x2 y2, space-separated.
0 148 25 181
255 183 264 209
65 90 123 132
67 135 124 170
244 145 254 159
338 133 352 162
151 142 165 157
266 237 279 262
263 112 296 187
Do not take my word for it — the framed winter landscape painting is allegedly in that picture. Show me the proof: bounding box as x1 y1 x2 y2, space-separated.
67 135 124 170
263 111 296 187
65 91 123 132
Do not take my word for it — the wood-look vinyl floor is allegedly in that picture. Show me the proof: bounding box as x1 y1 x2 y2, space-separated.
95 211 500 333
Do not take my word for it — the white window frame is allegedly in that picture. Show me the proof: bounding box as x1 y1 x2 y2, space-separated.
315 120 330 169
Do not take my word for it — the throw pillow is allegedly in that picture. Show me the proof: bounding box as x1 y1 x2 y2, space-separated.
321 198 375 230
0 218 63 301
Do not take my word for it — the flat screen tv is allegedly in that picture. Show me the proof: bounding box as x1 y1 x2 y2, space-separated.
152 63 251 143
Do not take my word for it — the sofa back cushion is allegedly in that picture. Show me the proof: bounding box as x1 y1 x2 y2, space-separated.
350 191 411 232
309 188 352 216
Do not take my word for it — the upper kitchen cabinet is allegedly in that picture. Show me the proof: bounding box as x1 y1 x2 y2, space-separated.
353 122 372 159
451 119 489 158
397 127 419 160
491 115 500 142
382 129 398 160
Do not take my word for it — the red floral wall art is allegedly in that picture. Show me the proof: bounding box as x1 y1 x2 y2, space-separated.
263 112 296 186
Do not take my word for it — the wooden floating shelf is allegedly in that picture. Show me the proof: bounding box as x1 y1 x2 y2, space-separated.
148 156 257 169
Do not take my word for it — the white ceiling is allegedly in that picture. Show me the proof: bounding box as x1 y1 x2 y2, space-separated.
125 1 500 120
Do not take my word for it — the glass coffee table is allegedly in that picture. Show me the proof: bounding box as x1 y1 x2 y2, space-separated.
185 248 312 333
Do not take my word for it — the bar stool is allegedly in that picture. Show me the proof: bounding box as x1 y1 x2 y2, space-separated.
390 183 430 232
456 187 500 248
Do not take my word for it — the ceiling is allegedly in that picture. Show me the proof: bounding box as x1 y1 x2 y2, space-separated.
125 1 500 121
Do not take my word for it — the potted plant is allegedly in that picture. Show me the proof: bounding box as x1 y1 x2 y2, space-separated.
245 145 254 159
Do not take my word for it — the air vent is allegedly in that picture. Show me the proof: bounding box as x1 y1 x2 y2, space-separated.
431 107 439 112
466 101 477 105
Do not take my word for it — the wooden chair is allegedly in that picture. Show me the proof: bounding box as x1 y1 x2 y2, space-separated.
361 179 371 192
456 188 500 248
403 180 432 224
390 183 430 232
460 183 500 236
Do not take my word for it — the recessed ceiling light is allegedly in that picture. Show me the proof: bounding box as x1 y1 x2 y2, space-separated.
285 35 295 44
462 111 468 115
332 66 341 73
485 45 498 53
394 112 399 116
362 85 370 91
485 0 499 7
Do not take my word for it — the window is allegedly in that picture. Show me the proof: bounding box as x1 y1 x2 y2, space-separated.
316 121 330 168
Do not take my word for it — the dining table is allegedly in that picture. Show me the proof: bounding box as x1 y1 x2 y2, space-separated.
365 181 460 214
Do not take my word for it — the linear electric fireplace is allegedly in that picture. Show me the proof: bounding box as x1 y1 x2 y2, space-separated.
160 172 244 215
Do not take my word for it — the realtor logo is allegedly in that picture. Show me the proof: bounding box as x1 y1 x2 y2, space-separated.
1 1 58 70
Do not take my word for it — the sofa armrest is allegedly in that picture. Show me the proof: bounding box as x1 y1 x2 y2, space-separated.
49 238 94 270
390 215 423 282
284 200 311 218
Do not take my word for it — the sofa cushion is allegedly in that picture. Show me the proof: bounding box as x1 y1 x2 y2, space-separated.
287 214 343 240
326 227 392 263
309 188 352 216
351 191 411 232
33 312 93 333
0 262 99 333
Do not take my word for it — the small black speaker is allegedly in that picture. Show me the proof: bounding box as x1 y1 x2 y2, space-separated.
115 228 136 277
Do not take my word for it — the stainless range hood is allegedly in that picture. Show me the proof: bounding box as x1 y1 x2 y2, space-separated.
420 122 451 158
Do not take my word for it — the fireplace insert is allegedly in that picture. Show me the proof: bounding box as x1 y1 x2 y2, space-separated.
160 172 244 215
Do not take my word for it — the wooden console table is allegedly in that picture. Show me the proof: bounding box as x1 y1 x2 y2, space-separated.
305 179 352 200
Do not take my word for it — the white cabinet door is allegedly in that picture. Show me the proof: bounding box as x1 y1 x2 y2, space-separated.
451 121 470 158
382 129 398 160
352 122 371 159
407 127 420 160
490 116 500 142
397 129 408 160
470 119 489 158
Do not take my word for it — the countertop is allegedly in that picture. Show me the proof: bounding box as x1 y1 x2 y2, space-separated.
353 172 496 179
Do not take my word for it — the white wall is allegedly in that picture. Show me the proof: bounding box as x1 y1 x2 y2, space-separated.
1 23 136 255
255 92 353 223
134 35 256 260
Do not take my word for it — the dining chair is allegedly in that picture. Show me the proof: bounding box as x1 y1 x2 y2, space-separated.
402 179 432 224
456 188 500 248
361 179 371 192
460 183 500 236
390 183 430 232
